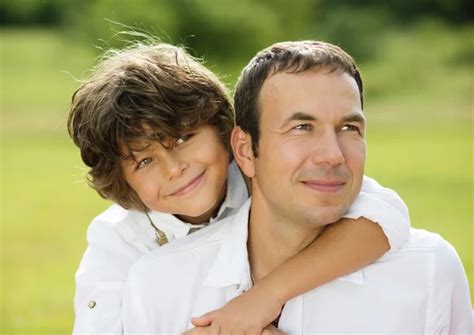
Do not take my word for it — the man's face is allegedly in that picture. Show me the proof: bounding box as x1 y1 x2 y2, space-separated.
250 69 366 226
120 125 229 224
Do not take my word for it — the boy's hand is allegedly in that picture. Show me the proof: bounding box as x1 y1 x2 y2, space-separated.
182 326 209 335
261 325 286 335
190 283 283 335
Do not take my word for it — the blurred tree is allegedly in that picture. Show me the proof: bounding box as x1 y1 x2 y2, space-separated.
1 0 471 65
2 0 471 27
0 0 66 25
330 0 474 23
165 0 315 62
59 0 317 66
309 4 394 62
63 0 179 48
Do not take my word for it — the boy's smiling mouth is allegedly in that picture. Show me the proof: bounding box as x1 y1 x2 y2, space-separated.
168 170 206 197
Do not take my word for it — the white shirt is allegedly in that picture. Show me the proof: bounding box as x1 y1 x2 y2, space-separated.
73 162 248 333
74 169 410 333
123 199 472 334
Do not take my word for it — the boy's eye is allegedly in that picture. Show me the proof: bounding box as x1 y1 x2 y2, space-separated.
137 157 153 169
175 133 194 145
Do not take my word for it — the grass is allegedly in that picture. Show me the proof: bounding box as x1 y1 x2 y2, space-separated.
366 124 473 282
1 27 472 332
1 134 109 332
1 28 111 332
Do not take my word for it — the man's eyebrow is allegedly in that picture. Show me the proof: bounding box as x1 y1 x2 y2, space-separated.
281 112 317 127
341 113 366 125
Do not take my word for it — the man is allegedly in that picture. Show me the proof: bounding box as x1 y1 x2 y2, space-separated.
123 41 472 334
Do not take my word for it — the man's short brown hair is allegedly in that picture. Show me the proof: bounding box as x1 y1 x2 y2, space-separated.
234 40 363 156
68 42 234 211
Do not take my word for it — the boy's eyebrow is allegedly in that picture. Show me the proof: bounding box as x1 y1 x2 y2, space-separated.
119 141 151 162
126 141 153 153
281 112 317 127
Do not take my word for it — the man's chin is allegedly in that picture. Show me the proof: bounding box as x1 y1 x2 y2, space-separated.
304 204 351 226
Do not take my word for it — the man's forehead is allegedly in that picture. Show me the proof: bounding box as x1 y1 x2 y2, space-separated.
262 68 353 93
259 70 362 124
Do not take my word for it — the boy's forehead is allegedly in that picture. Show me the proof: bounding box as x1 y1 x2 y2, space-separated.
123 137 153 151
119 139 149 161
121 124 169 149
118 133 179 159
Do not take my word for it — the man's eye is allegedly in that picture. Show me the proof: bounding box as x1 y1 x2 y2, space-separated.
341 124 360 132
293 124 313 131
176 133 194 145
137 157 153 169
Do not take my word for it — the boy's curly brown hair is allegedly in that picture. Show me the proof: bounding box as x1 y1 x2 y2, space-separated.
68 42 234 211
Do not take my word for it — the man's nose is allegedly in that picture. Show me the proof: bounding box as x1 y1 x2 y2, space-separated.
162 151 188 180
311 130 345 166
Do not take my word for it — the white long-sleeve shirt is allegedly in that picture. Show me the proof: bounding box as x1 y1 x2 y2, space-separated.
123 199 472 334
73 164 410 333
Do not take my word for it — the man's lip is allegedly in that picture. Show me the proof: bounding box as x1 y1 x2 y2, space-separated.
168 171 206 197
301 180 346 193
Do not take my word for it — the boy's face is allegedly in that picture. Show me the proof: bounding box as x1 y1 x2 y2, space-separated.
120 125 229 224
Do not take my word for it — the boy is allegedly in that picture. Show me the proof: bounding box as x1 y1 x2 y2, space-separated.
68 41 410 333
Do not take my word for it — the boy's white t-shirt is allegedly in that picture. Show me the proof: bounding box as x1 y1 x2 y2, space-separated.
73 161 410 333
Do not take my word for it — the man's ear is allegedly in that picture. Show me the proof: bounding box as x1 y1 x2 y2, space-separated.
231 127 256 178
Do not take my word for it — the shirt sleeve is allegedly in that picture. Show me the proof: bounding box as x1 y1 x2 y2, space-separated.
425 238 472 334
122 265 156 333
73 216 144 334
343 175 411 254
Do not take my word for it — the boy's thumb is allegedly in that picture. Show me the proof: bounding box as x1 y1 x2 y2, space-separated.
191 312 214 326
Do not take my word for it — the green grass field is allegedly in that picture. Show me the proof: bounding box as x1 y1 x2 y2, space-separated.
1 27 472 333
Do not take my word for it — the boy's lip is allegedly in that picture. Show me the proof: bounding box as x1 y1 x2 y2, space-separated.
168 170 206 197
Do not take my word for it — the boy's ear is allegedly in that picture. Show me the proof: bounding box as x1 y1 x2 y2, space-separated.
231 127 256 178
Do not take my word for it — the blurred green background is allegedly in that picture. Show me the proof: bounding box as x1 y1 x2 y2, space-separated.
1 0 472 332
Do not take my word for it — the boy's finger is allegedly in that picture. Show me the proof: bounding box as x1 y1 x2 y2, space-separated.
261 325 286 335
208 322 221 335
191 312 214 326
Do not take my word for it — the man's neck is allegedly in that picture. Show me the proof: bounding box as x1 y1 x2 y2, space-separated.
247 196 325 281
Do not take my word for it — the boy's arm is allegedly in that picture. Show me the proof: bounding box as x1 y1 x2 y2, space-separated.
192 176 410 333
74 216 142 334
346 175 410 253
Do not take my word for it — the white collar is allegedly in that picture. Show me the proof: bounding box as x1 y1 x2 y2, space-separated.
203 199 253 292
203 199 365 291
213 161 248 220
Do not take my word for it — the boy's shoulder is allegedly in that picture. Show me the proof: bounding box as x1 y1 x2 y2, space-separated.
86 204 154 246
90 204 144 230
131 214 235 272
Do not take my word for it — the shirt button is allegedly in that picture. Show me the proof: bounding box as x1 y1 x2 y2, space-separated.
88 300 96 309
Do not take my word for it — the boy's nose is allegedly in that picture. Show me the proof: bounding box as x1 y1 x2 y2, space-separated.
163 152 188 180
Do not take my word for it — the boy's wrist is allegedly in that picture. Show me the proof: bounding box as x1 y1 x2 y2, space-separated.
253 276 287 308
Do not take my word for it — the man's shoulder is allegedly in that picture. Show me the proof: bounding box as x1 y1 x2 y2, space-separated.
383 228 464 275
399 228 455 254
